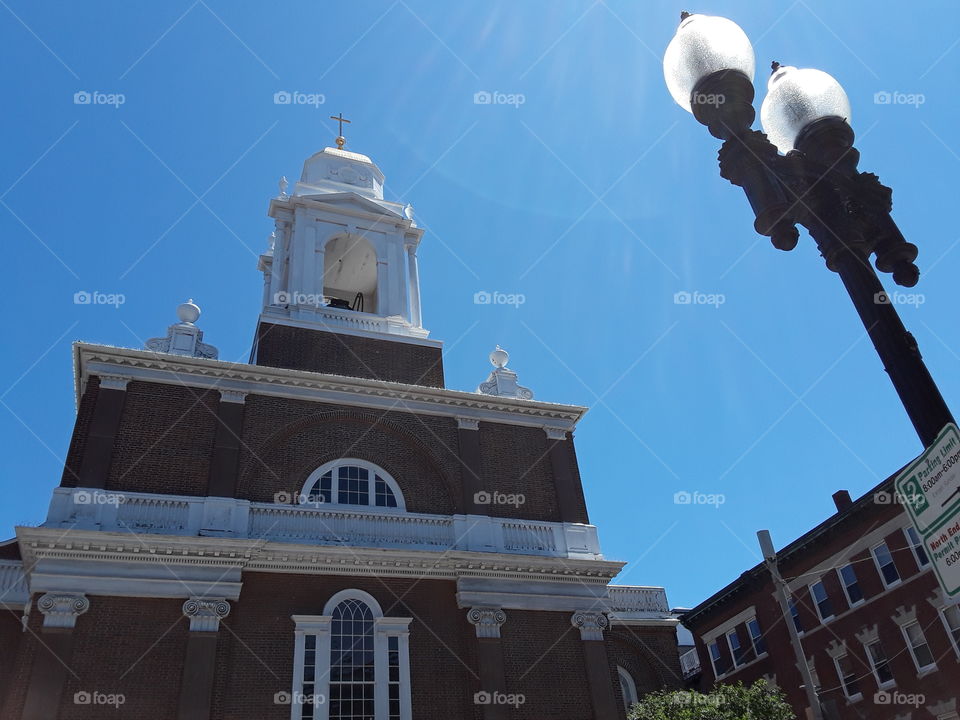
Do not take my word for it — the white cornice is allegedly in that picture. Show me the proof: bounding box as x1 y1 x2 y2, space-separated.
16 527 623 587
72 343 587 430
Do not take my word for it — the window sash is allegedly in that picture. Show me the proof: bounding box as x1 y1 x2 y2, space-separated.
833 654 861 699
872 542 901 587
708 640 728 677
905 526 930 567
941 604 960 657
746 618 766 656
902 622 936 671
838 564 863 605
727 630 746 667
866 641 894 687
810 582 834 621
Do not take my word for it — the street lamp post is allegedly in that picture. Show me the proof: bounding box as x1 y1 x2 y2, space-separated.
663 12 954 447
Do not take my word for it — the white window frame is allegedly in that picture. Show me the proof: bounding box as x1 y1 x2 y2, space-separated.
299 459 406 511
707 639 727 678
726 629 746 668
904 526 930 569
746 617 766 658
939 602 960 659
872 541 901 589
832 652 862 701
900 620 936 674
864 639 895 689
291 589 412 720
617 666 638 714
836 563 864 607
809 580 834 623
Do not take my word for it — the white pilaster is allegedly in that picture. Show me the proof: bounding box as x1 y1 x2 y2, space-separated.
406 242 422 328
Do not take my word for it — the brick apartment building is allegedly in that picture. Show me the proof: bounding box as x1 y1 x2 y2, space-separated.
0 137 683 719
681 474 960 719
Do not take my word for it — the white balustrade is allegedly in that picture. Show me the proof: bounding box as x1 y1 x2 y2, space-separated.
43 488 602 559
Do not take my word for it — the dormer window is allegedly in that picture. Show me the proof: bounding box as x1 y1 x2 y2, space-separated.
300 460 404 510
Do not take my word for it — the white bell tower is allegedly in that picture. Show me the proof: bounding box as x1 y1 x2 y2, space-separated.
257 121 429 343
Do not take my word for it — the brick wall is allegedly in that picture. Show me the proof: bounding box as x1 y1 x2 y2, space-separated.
605 625 683 712
60 377 100 488
254 322 445 388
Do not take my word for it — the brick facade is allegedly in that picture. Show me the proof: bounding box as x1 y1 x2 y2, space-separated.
682 479 960 719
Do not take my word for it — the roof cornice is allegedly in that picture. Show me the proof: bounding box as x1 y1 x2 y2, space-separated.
73 343 587 430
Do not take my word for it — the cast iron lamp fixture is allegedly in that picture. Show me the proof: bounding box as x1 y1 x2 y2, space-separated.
664 12 954 448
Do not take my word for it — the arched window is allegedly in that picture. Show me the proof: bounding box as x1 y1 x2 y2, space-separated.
300 460 405 511
618 666 638 715
292 590 412 720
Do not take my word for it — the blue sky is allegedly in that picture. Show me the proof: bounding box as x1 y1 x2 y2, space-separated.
2 0 959 610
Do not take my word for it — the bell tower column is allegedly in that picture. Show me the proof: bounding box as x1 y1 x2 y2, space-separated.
406 241 422 328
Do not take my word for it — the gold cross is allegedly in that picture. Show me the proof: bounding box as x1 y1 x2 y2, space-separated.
330 113 351 149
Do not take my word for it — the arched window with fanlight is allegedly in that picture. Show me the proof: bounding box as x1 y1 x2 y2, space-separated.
618 666 638 716
292 590 412 720
299 460 405 511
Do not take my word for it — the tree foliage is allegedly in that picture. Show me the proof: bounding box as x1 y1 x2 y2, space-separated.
627 680 796 720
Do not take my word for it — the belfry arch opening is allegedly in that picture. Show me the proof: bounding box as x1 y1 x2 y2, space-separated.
323 234 378 313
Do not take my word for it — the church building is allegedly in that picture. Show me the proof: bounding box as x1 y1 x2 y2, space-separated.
0 129 681 719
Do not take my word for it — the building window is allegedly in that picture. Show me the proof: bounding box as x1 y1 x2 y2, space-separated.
905 526 929 568
708 640 728 677
300 460 404 511
901 621 936 672
618 666 638 715
292 590 412 720
746 617 766 657
833 653 862 700
727 629 747 667
941 603 960 658
810 581 834 622
788 597 803 633
838 563 864 606
865 640 895 687
872 542 900 587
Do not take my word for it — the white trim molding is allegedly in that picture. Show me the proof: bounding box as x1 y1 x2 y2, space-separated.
543 427 567 441
466 607 506 638
182 597 231 631
456 417 479 431
97 375 130 391
37 592 89 628
73 343 585 433
219 390 248 404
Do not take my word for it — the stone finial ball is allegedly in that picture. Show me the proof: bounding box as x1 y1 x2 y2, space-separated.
177 299 201 324
489 346 509 369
